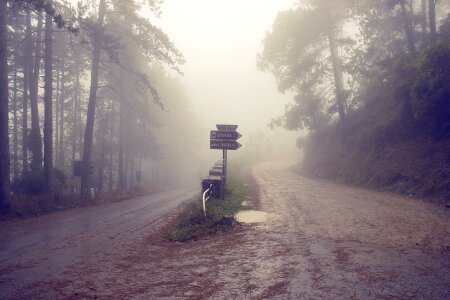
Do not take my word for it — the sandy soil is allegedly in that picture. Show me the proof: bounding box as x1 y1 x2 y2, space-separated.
1 161 449 299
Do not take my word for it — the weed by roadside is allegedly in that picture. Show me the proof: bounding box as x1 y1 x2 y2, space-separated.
168 175 248 242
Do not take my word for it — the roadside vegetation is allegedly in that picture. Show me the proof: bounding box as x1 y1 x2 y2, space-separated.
4 184 158 219
168 173 249 242
1 1 201 215
258 1 450 202
299 42 450 203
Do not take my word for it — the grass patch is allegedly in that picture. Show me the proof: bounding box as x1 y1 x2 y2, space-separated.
168 175 248 242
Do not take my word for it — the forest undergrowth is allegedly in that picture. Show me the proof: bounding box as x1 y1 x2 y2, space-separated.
299 44 450 204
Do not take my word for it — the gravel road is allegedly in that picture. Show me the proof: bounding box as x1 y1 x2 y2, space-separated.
0 186 198 299
1 161 449 299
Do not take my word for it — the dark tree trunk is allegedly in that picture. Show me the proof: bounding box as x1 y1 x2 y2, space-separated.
58 64 65 168
71 93 77 162
71 50 81 162
129 155 133 191
55 60 60 166
118 100 125 190
22 9 33 175
0 0 11 210
11 17 19 180
97 113 109 193
12 68 20 180
428 0 437 42
421 0 427 39
43 10 53 193
12 64 19 180
124 147 129 191
137 155 141 185
81 0 107 198
400 0 416 55
108 123 113 192
324 2 346 123
29 12 43 172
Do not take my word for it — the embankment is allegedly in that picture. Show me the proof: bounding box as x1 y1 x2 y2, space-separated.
300 125 450 203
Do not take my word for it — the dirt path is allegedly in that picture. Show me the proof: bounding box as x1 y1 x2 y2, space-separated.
2 161 450 299
0 186 198 299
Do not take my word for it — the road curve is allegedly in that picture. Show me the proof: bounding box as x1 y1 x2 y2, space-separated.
0 186 198 299
229 161 450 299
1 162 449 299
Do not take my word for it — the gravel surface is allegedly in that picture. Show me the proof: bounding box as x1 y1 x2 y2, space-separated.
1 161 449 299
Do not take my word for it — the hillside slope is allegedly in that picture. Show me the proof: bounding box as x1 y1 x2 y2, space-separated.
301 130 450 203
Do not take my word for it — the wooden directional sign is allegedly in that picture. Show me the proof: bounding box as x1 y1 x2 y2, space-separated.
212 166 223 172
210 140 242 150
210 130 242 140
209 170 223 176
216 124 238 131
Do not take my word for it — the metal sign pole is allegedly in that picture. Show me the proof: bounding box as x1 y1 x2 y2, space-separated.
209 124 241 200
224 149 227 197
221 149 226 200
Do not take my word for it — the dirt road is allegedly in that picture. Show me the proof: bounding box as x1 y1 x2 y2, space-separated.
1 161 449 299
0 186 198 299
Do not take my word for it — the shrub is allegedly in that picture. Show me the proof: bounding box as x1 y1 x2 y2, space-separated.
12 168 67 196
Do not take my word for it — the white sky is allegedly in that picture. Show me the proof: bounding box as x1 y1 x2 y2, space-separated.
150 0 298 135
71 0 303 159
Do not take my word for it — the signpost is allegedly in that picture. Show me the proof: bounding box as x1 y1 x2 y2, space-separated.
216 124 238 131
209 169 222 176
210 130 242 140
209 124 242 200
210 140 242 150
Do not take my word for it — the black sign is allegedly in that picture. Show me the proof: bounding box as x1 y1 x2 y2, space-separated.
73 161 82 176
212 166 223 172
209 170 223 176
210 130 242 140
210 140 242 150
216 124 238 131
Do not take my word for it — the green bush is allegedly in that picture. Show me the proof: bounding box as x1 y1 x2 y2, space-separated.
168 175 248 242
12 168 67 195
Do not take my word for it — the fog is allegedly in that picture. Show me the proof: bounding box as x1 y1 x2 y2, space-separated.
2 0 449 203
149 0 303 166
2 1 450 297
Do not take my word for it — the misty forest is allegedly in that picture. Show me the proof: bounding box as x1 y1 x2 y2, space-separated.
1 0 450 299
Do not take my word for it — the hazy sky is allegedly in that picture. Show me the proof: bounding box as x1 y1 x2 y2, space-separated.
70 0 302 159
151 0 297 134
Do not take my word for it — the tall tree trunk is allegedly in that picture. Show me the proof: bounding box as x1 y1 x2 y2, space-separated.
428 0 437 42
71 92 77 162
108 117 113 192
118 100 125 190
421 0 428 40
43 10 53 193
0 0 11 210
55 60 60 166
71 49 81 162
22 9 32 175
129 154 134 191
137 155 141 185
324 2 346 123
29 12 43 172
124 146 129 191
400 0 416 55
97 113 108 192
81 0 107 197
12 63 18 179
58 63 65 168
